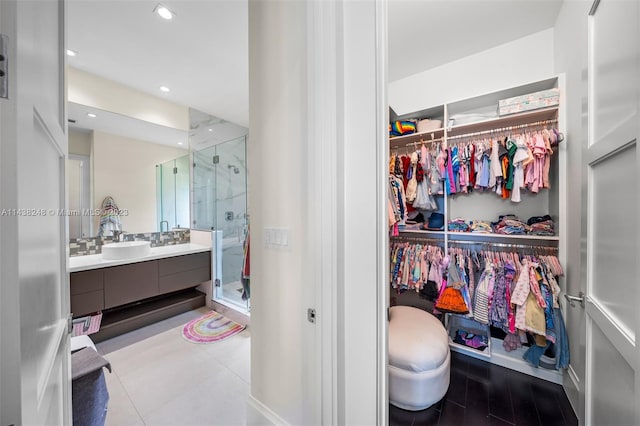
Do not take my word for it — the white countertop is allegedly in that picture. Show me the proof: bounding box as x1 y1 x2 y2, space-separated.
69 243 211 273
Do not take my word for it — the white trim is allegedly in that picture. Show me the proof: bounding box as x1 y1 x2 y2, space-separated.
585 299 635 368
212 296 250 316
246 395 289 426
36 319 66 408
567 364 581 389
307 0 339 424
375 0 389 424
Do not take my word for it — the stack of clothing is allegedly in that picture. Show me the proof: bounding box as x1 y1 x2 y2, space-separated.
453 329 488 351
469 220 493 234
447 218 470 232
527 215 555 236
491 214 530 235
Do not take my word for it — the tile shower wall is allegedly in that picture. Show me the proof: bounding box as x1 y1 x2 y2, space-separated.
69 229 190 257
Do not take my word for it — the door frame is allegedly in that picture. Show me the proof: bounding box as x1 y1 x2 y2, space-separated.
309 0 389 423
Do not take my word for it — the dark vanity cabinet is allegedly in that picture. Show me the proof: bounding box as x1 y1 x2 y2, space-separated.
70 251 211 318
70 269 105 317
158 252 211 294
104 260 159 309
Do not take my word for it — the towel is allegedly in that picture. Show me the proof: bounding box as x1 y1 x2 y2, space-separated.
97 196 122 237
72 348 111 426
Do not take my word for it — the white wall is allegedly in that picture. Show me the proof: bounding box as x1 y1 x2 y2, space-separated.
92 130 187 234
389 29 555 115
553 0 591 418
68 67 190 131
249 1 385 424
247 1 310 424
69 129 91 156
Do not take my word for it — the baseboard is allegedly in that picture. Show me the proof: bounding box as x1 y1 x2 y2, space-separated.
247 395 289 426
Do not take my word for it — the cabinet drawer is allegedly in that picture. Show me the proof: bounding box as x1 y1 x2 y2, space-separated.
158 252 210 276
158 267 211 294
71 291 104 318
70 269 104 295
104 260 159 309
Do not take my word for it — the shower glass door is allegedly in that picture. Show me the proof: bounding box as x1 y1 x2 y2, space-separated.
192 136 248 312
157 154 190 231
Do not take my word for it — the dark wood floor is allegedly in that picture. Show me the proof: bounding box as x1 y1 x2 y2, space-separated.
389 351 578 426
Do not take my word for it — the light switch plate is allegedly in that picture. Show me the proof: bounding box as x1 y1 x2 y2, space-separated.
264 227 290 249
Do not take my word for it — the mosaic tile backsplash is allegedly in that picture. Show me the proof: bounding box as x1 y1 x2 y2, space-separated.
69 229 190 257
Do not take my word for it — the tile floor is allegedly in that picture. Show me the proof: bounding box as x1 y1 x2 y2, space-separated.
96 308 577 426
96 307 250 426
389 351 578 426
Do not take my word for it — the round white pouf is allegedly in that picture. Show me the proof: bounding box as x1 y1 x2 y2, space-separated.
388 305 450 411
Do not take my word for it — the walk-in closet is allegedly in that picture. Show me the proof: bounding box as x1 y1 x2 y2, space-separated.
387 76 579 423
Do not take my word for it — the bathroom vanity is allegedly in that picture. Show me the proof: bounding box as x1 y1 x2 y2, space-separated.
69 244 211 342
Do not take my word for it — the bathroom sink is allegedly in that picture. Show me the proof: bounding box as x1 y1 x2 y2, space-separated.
101 241 151 260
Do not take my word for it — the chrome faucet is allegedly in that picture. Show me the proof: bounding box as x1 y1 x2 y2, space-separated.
160 220 169 232
112 230 126 242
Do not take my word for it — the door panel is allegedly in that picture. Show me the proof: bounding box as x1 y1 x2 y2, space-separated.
584 0 639 424
0 0 70 424
589 320 634 426
19 113 66 420
590 0 637 147
589 144 636 339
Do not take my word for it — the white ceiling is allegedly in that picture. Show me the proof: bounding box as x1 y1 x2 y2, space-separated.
67 0 248 128
388 0 564 82
67 1 563 131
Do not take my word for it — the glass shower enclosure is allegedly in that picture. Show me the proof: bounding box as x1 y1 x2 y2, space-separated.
192 136 248 312
156 154 191 231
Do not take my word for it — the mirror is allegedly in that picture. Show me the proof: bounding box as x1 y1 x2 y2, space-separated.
68 102 189 238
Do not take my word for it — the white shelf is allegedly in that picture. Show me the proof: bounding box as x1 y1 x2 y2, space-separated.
448 106 559 138
488 337 563 385
449 341 491 360
447 337 563 385
389 128 445 150
396 229 559 247
395 229 444 237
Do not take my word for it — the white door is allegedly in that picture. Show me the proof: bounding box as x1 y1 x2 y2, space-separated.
0 0 71 425
577 0 639 424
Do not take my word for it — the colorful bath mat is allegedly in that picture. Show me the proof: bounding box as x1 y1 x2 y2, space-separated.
181 311 246 344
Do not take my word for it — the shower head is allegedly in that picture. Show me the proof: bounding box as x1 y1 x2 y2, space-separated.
228 164 240 174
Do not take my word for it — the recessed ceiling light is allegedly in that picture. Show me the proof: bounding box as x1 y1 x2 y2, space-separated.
87 113 97 118
178 142 183 145
154 4 175 20
160 86 170 93
208 128 213 132
66 49 78 57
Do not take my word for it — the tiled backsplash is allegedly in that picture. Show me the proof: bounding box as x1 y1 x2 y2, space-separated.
69 229 190 257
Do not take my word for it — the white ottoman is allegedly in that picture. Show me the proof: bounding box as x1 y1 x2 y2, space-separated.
389 305 450 411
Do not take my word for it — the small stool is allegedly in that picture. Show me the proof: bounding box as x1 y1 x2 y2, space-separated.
388 305 450 411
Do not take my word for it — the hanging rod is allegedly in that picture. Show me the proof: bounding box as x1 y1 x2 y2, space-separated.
447 239 558 251
391 234 557 251
447 118 559 141
390 235 444 245
390 136 444 152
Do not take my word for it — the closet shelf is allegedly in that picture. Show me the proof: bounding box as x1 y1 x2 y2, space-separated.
394 230 445 239
396 230 559 247
448 232 559 243
448 106 559 138
389 128 446 150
